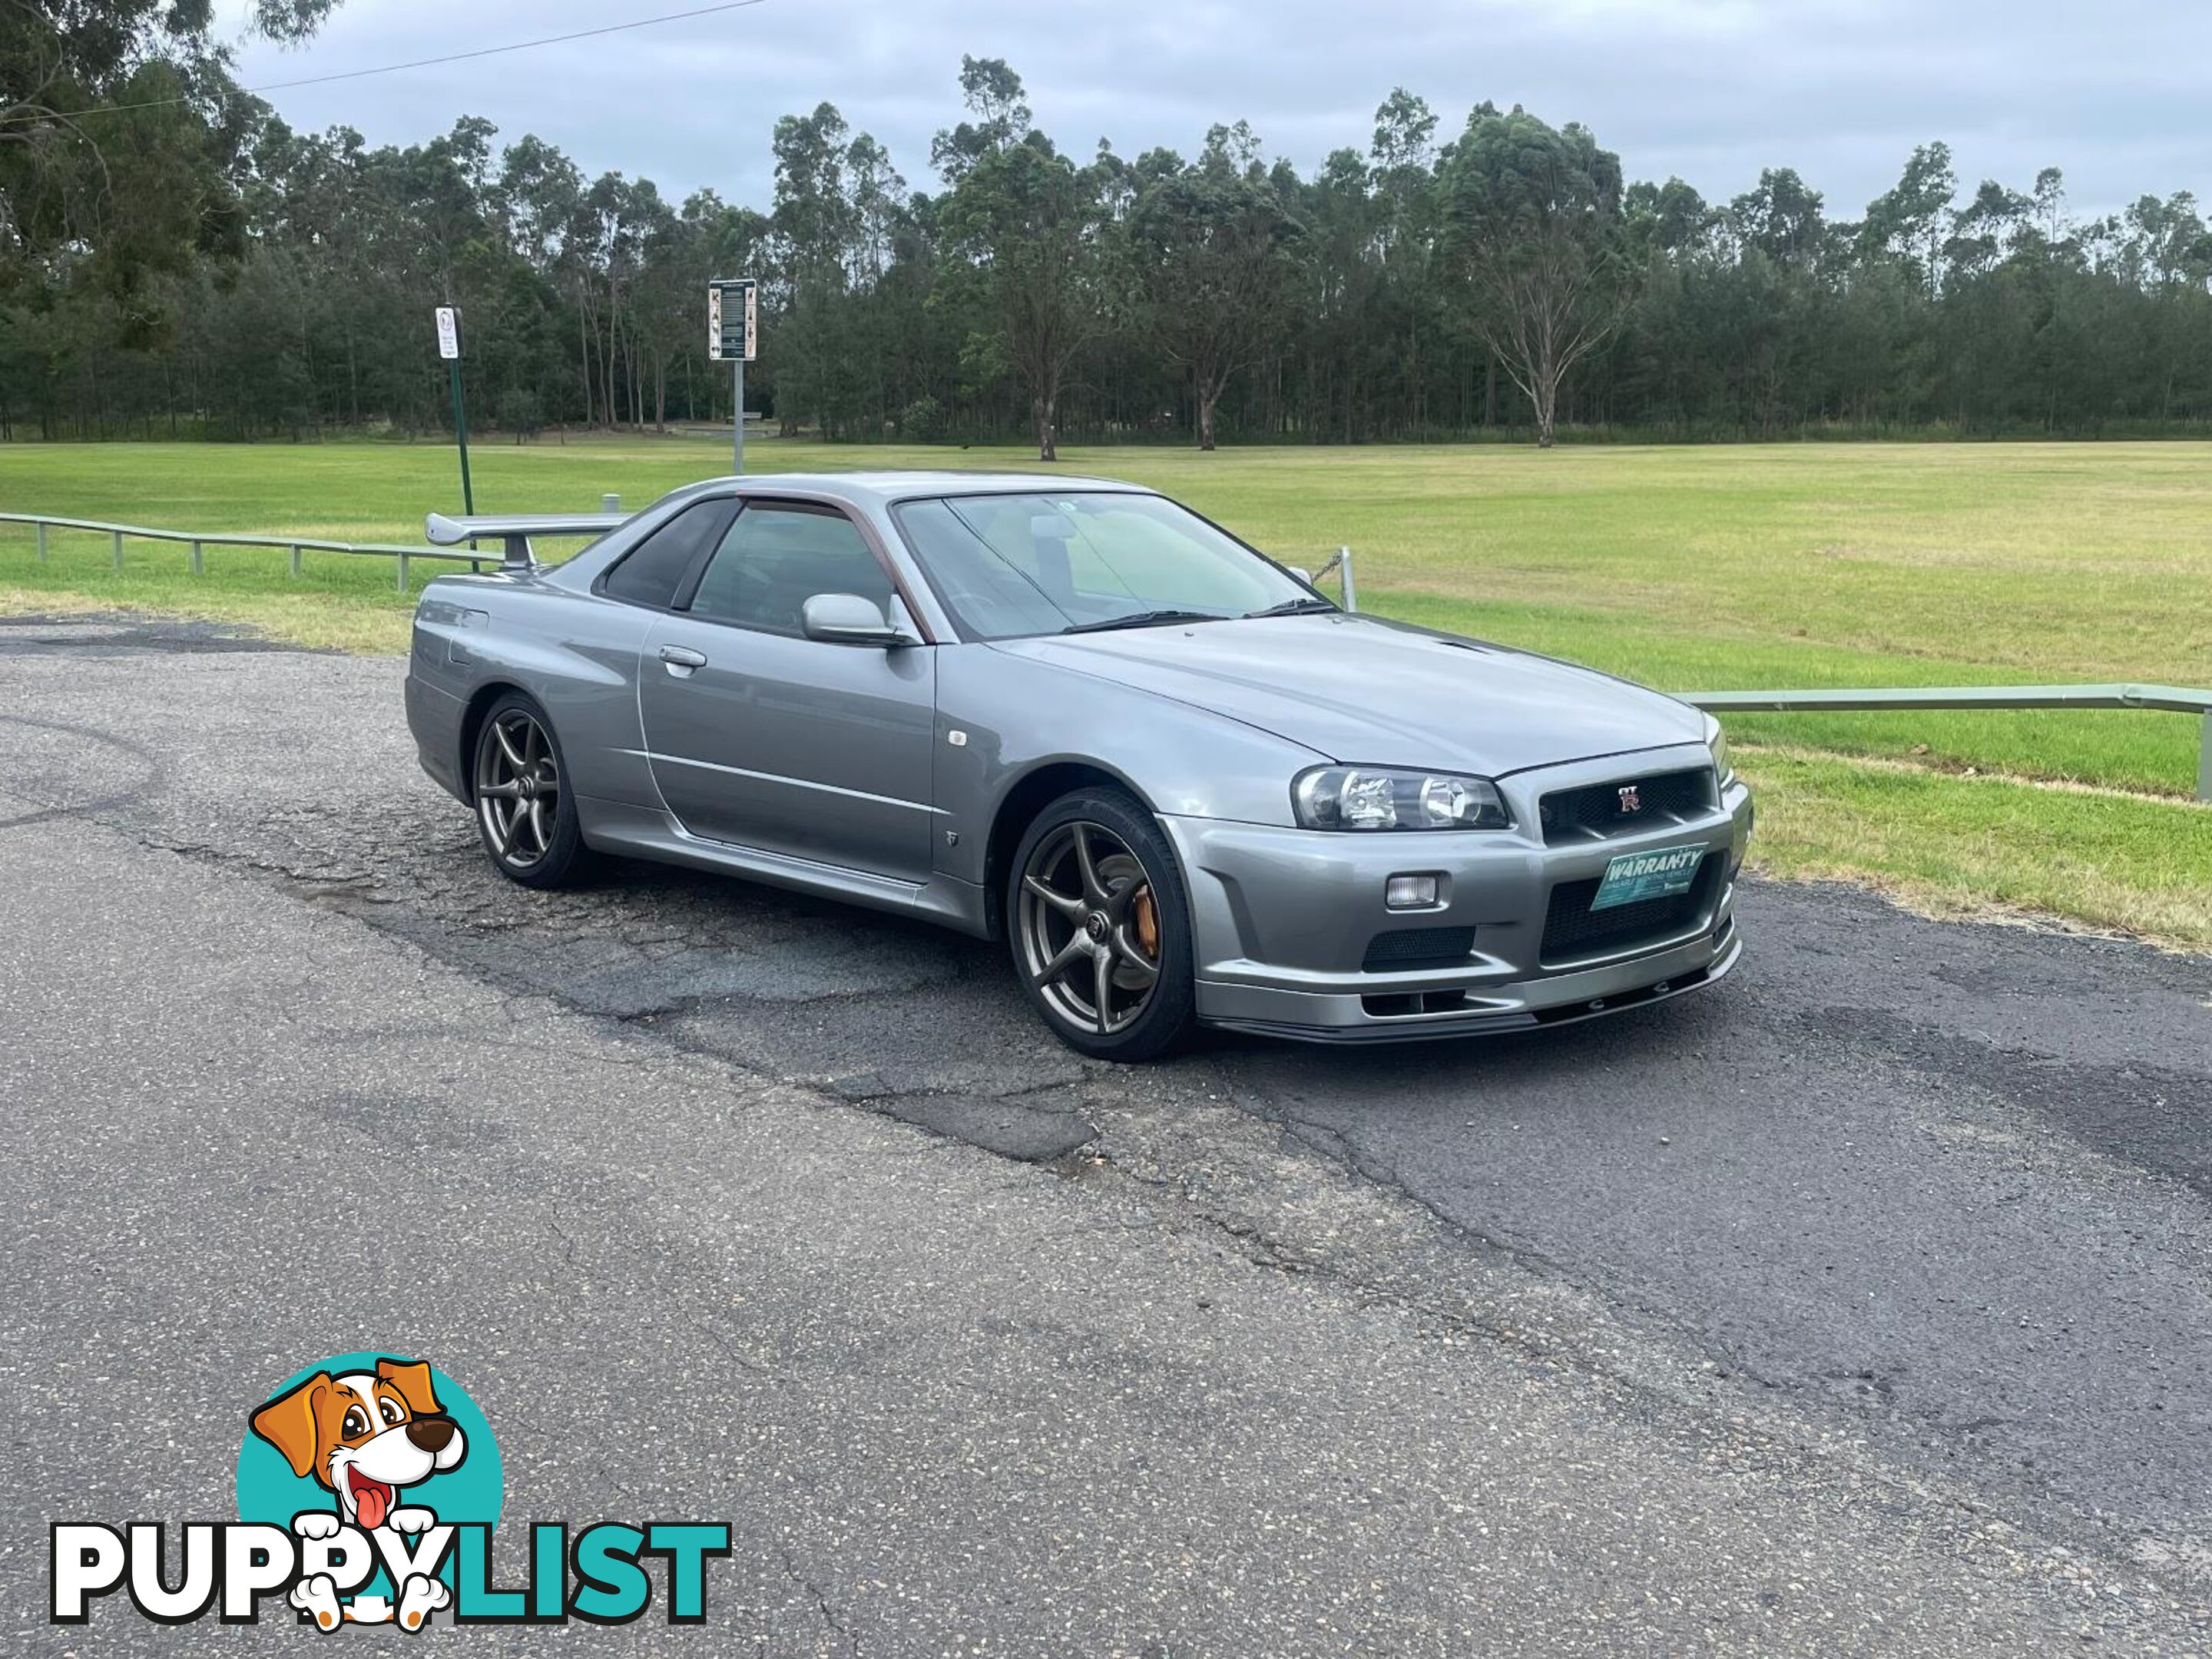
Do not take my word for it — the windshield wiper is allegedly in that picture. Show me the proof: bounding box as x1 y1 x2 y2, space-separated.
1061 608 1229 634
1243 597 1339 619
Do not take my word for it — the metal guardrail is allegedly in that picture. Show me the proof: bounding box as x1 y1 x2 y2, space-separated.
0 502 626 592
1311 545 1358 610
2 510 462 591
7 510 2205 800
1312 561 2207 802
1681 684 2212 802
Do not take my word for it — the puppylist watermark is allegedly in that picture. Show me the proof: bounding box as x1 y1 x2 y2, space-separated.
49 1353 731 1631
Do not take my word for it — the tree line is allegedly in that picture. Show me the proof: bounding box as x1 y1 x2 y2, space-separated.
5 5 2210 451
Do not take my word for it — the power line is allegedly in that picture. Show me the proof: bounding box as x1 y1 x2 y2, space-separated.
0 0 773 127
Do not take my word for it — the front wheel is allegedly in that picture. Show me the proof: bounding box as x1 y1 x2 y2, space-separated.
471 693 591 889
1008 788 1195 1061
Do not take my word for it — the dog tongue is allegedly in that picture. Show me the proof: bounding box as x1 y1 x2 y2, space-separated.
357 1485 388 1530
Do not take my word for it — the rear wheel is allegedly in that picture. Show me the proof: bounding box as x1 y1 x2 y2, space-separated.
472 694 591 889
1008 788 1194 1061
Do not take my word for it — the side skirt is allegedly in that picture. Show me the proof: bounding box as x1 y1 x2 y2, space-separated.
574 796 990 937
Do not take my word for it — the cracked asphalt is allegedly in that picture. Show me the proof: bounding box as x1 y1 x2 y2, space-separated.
3 613 2210 1654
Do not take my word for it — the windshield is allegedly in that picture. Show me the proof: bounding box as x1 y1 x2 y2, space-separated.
891 491 1322 641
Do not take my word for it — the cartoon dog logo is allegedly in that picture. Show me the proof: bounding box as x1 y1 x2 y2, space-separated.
249 1357 466 1630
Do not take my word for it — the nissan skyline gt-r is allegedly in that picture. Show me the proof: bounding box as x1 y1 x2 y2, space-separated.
405 472 1753 1061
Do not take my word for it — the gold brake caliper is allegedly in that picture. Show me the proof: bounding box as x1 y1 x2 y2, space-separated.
1133 885 1160 960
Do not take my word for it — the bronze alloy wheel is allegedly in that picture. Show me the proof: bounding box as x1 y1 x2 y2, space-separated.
1015 820 1164 1037
475 707 561 872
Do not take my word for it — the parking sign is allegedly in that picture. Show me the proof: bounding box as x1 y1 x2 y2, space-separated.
434 306 461 361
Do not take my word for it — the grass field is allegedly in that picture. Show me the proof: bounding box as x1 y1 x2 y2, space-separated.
2 435 2207 947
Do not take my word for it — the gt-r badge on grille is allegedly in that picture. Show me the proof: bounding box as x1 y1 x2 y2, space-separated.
1617 784 1643 814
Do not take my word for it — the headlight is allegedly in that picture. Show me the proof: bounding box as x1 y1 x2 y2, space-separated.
1704 720 1736 788
1292 766 1512 831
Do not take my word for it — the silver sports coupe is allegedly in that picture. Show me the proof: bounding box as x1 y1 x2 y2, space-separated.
406 472 1752 1060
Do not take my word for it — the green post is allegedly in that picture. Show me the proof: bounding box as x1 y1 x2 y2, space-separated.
111 528 123 570
35 521 48 561
449 356 475 518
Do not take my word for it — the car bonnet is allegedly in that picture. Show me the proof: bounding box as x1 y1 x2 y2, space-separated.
989 612 1707 778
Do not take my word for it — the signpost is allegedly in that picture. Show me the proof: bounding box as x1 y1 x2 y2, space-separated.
707 277 757 474
435 306 475 518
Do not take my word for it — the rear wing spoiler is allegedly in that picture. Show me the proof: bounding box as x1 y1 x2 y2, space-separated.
425 510 628 571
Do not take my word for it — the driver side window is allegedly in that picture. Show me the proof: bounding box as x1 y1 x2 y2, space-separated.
687 501 896 636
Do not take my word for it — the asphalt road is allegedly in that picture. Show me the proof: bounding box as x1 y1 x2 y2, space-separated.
3 613 2210 1654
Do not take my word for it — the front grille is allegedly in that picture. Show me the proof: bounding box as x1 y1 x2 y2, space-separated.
1362 926 1479 972
1540 767 1715 846
1541 852 1723 965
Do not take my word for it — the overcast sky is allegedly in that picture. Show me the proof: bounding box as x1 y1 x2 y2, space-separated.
225 0 2210 221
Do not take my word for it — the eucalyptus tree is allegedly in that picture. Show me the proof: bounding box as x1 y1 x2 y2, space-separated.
767 102 856 435
1860 142 1957 297
760 102 914 438
935 62 1106 461
929 55 1028 185
506 139 601 426
658 188 770 425
3 0 340 144
586 173 671 428
1290 144 1383 440
1127 125 1301 449
2 1 346 310
12 38 2212 447
1364 91 1455 433
1731 168 1827 270
1439 104 1632 446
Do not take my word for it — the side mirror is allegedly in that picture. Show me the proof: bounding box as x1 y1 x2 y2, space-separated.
802 592 915 647
1286 565 1313 585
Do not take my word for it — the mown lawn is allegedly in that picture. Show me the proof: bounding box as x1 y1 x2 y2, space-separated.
2 434 2207 947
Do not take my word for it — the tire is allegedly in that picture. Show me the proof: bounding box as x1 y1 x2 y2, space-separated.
470 692 592 889
1006 786 1195 1062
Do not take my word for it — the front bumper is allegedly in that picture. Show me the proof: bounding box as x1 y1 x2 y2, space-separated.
1159 743 1753 1043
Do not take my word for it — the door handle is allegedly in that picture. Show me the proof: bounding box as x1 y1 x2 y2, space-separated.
658 644 707 671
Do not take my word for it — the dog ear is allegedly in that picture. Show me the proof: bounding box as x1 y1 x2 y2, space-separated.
250 1373 333 1479
376 1357 442 1418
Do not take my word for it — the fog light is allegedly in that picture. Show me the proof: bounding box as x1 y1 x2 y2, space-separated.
1386 874 1439 909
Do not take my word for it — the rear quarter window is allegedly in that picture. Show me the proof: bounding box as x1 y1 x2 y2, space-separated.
599 498 736 609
